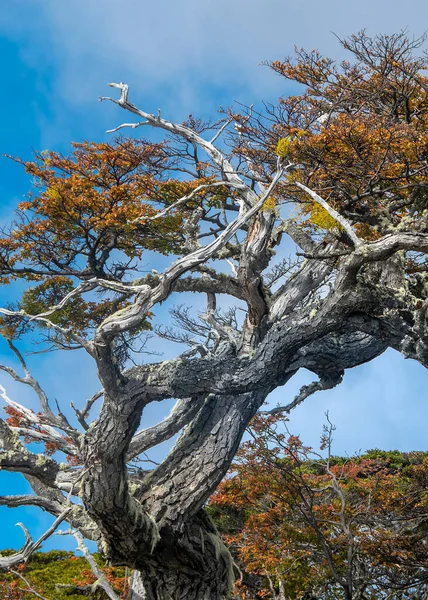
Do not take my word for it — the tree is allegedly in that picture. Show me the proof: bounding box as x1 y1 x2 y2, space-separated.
1 30 428 599
211 415 428 599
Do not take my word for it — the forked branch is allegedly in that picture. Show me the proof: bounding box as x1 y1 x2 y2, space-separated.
0 508 72 569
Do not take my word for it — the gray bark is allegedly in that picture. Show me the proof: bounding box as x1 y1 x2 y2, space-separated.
125 512 233 600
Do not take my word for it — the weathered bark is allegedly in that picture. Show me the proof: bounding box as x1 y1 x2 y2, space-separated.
138 391 269 526
81 388 158 564
238 209 276 346
124 287 385 403
79 392 269 599
126 512 233 600
82 390 268 590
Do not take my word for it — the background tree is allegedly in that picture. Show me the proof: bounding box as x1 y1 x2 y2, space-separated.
211 415 428 600
1 31 428 600
0 548 129 599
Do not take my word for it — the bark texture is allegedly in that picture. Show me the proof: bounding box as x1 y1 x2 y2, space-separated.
126 512 233 600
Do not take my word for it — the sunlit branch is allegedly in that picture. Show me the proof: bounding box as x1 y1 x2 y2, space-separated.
295 182 362 247
0 340 73 432
0 384 79 455
100 82 257 206
269 241 337 320
26 280 97 321
0 308 93 354
71 530 120 600
336 231 428 289
0 508 72 569
106 121 149 133
96 162 289 340
209 117 234 145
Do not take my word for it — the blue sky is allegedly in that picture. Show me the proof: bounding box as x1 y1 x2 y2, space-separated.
0 0 428 553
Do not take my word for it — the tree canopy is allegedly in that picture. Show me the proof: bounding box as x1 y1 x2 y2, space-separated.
211 416 428 599
1 31 428 600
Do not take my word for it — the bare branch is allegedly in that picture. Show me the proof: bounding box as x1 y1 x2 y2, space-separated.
101 82 261 209
264 256 302 288
209 117 234 145
72 530 120 600
336 231 428 289
132 181 236 225
260 371 344 415
200 293 239 346
270 245 336 321
0 340 73 432
0 384 79 456
9 569 52 600
0 308 94 355
96 162 288 340
0 508 72 569
71 390 103 431
26 280 96 321
0 494 65 513
295 182 362 247
106 120 149 133
128 396 205 459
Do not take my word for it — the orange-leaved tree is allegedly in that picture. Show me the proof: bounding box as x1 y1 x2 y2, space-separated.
211 415 428 600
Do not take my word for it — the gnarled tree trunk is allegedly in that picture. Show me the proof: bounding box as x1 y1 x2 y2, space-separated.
127 512 232 600
81 391 267 599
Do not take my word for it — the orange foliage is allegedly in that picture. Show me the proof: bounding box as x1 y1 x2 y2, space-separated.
211 414 428 599
0 138 216 286
233 33 428 247
4 406 80 461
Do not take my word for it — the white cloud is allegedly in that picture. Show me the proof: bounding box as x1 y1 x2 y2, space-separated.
2 0 428 119
267 350 428 455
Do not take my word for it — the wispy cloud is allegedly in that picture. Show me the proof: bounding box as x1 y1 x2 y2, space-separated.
1 0 427 120
268 349 428 455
